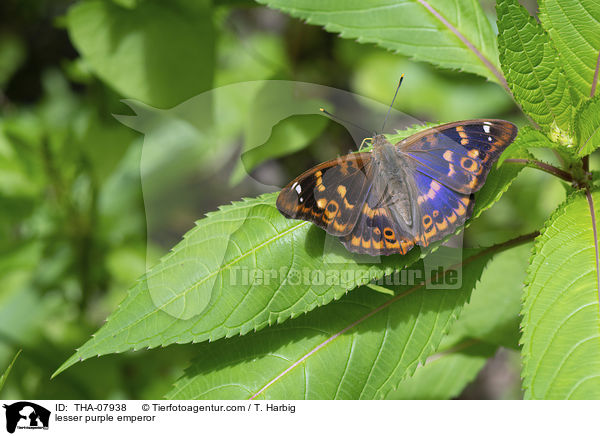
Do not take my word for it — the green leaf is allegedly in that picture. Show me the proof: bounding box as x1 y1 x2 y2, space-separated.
539 0 600 102
447 242 531 349
441 243 532 349
0 350 21 393
385 341 495 399
385 242 532 400
255 0 505 85
0 33 26 89
497 0 573 133
54 123 523 377
522 191 600 399
575 96 600 156
167 246 500 400
67 0 214 108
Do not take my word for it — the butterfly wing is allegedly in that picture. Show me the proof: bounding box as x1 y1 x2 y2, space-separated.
403 120 516 247
399 120 518 194
276 153 373 236
340 181 416 256
413 172 474 247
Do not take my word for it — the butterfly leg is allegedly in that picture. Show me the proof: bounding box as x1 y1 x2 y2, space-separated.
358 137 372 151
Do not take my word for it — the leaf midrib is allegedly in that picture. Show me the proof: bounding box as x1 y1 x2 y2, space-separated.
76 219 310 353
504 7 565 124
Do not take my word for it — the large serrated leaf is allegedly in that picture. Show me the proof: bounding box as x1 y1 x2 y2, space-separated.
497 0 573 133
54 123 524 377
539 0 600 102
576 96 600 157
67 0 214 108
522 191 600 399
167 246 499 400
255 0 505 85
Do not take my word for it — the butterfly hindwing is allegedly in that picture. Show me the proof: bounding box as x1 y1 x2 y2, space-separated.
413 172 474 247
400 120 518 194
341 188 415 256
276 153 373 236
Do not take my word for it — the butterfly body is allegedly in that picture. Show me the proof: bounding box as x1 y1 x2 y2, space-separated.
276 120 517 256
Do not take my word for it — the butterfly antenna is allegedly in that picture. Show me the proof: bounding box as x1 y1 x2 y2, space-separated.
381 74 404 133
319 108 373 136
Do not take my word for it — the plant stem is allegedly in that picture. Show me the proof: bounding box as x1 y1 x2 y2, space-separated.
503 158 574 184
584 188 600 316
591 49 600 98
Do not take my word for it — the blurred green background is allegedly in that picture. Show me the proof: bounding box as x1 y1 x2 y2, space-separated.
0 0 566 399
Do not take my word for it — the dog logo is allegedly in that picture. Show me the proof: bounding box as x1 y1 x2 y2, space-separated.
3 402 50 433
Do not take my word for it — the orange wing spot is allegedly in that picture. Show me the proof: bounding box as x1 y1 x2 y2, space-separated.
315 170 323 187
374 227 381 236
317 198 327 209
371 239 383 250
443 150 454 162
399 240 413 254
337 185 347 198
385 238 401 251
422 215 433 229
383 227 395 240
446 212 458 224
468 149 479 159
456 126 467 138
467 176 480 190
343 198 355 210
361 237 372 249
461 157 475 171
362 203 375 219
317 184 326 192
333 221 348 233
340 161 350 176
435 219 449 231
418 180 442 204
324 200 339 219
454 202 467 216
461 138 469 145
447 164 456 177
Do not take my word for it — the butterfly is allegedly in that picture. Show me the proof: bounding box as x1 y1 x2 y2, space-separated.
276 120 518 256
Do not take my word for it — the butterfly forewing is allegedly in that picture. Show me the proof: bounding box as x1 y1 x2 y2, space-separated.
400 120 518 194
276 153 373 236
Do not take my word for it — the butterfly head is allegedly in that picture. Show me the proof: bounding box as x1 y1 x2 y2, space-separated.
371 134 389 150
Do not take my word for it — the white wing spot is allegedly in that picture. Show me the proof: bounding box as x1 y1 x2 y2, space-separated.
488 136 493 142
295 184 302 194
483 124 491 133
